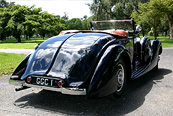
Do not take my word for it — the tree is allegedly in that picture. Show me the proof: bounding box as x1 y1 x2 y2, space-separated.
151 0 173 39
83 15 88 20
37 12 62 39
0 0 8 8
82 16 93 30
158 16 169 36
23 6 42 39
52 17 66 35
0 1 68 42
6 5 30 42
131 1 163 37
0 7 11 40
82 19 90 30
0 0 15 8
89 0 149 20
62 12 69 21
66 18 83 30
131 0 173 39
0 0 15 40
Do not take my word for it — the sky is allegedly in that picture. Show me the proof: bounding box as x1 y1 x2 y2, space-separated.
6 0 93 19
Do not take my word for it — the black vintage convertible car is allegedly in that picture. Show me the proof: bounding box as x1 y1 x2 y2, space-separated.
9 19 162 98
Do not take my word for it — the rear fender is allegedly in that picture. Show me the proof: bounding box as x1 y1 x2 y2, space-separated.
10 54 31 80
87 44 130 98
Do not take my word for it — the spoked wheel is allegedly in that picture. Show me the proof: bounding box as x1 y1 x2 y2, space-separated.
113 58 127 98
117 64 125 92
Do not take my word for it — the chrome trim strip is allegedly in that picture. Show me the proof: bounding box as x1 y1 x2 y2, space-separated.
9 79 86 95
61 88 86 95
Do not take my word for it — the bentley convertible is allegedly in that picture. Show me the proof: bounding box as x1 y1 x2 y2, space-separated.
9 19 162 98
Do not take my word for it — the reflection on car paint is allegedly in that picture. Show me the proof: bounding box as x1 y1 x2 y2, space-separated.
10 19 162 98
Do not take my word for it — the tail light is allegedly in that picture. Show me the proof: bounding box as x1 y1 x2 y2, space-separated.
27 76 31 83
58 80 63 87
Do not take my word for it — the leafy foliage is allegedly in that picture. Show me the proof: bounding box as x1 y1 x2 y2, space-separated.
66 18 83 30
0 7 11 40
0 0 92 42
0 0 14 8
7 5 30 42
131 0 173 39
23 6 42 39
151 0 173 39
132 2 163 37
89 0 149 20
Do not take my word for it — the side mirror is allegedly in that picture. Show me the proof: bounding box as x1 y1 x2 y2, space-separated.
136 25 142 32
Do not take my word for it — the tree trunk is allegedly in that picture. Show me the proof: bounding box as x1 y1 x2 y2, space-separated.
25 35 27 40
17 37 21 42
168 19 173 39
153 18 157 37
170 24 173 39
167 14 173 39
165 30 167 37
42 34 45 39
0 28 6 40
0 33 5 40
17 34 21 43
153 26 157 38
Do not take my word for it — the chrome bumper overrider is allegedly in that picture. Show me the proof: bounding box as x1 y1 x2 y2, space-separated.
9 79 86 95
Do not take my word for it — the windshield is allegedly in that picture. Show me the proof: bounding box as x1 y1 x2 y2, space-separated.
91 19 133 31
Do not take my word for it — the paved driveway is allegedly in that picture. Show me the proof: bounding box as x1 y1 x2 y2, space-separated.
0 48 173 116
0 49 33 55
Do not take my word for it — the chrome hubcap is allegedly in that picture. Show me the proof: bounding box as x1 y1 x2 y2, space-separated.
117 64 125 92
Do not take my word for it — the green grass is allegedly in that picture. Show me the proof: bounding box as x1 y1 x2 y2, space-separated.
0 43 38 49
148 36 173 47
0 36 173 49
0 38 47 49
140 35 173 47
0 52 26 76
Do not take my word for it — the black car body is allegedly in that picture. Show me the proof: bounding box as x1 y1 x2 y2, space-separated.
9 19 162 98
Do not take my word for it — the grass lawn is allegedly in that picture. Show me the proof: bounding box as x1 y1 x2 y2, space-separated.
0 52 26 76
0 35 172 76
146 36 173 47
0 36 173 49
0 38 47 49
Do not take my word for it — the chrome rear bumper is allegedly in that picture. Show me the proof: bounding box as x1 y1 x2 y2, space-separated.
9 79 86 95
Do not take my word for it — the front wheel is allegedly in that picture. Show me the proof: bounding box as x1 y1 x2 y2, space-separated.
113 58 127 98
152 63 158 71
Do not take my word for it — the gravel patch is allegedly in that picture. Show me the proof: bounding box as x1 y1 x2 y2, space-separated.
0 48 173 116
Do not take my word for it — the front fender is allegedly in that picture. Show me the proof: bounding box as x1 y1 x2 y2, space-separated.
149 39 162 70
87 44 130 98
151 39 162 58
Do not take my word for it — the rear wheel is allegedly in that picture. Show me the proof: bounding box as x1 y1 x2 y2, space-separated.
113 58 127 98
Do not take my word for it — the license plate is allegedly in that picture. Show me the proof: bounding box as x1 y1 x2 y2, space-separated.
32 77 58 87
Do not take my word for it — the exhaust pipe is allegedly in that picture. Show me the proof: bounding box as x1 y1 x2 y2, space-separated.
15 86 29 91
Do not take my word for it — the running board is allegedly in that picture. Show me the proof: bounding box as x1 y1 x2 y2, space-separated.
132 63 149 79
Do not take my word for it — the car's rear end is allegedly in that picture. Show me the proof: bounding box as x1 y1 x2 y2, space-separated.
10 32 113 95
